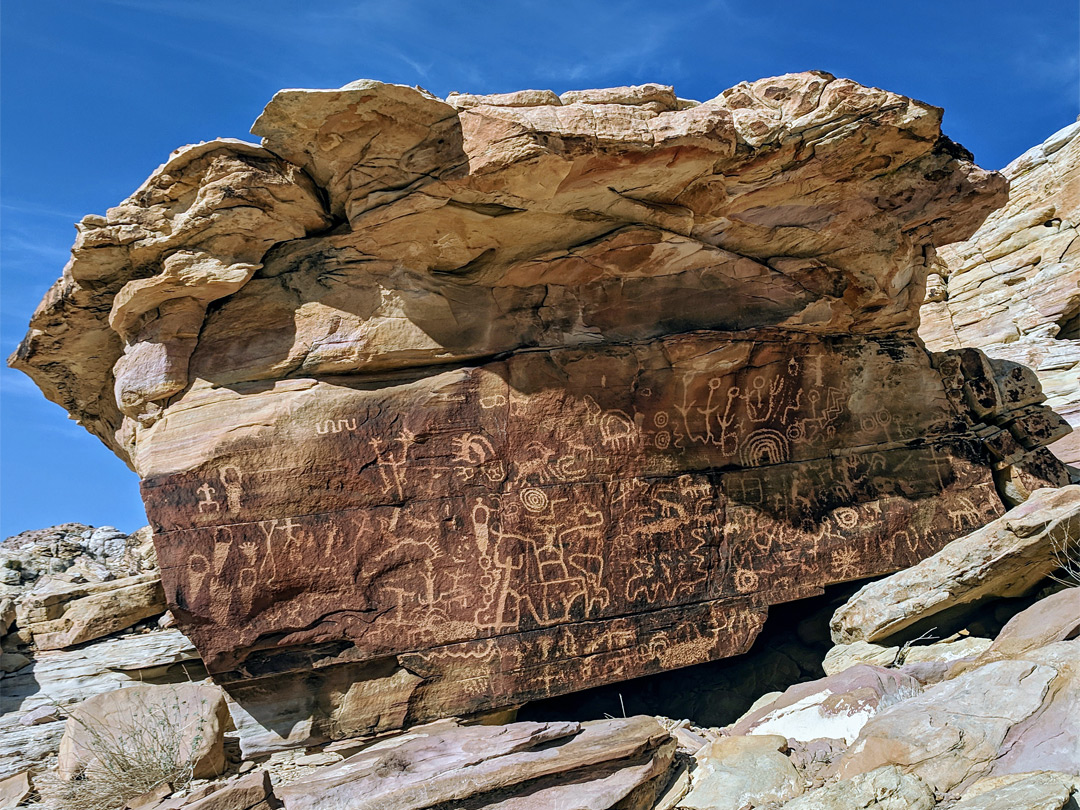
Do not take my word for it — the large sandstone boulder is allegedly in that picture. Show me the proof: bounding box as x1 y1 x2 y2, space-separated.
681 734 804 810
9 72 1073 747
920 121 1080 467
57 682 229 782
17 572 165 650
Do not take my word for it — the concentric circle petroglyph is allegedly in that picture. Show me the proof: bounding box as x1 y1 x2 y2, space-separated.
520 488 549 513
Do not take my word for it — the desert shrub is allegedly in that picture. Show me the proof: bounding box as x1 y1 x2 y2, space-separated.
38 688 209 810
1050 523 1080 587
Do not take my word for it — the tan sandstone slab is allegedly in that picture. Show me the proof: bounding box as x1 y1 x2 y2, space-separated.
681 734 803 810
58 682 230 781
274 716 673 810
952 771 1080 810
831 485 1080 644
778 765 935 810
835 640 1080 793
920 121 1080 466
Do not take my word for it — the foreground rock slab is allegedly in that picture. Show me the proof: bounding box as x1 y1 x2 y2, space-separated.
151 770 275 810
0 771 31 810
835 640 1080 793
726 664 922 744
274 716 674 810
831 485 1080 644
951 771 1080 810
11 71 1073 741
0 628 200 778
779 764 934 810
681 734 803 809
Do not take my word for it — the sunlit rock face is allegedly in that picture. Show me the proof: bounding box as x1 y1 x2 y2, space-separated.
10 72 1072 751
921 121 1080 467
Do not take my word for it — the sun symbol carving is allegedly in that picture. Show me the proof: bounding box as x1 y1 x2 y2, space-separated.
831 547 860 580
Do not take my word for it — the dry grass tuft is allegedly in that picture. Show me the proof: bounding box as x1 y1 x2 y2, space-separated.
37 689 210 810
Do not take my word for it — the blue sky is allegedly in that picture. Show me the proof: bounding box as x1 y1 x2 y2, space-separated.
2 1 1077 537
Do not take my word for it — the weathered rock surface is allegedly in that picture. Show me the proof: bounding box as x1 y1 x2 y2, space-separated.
681 734 803 810
778 764 935 810
0 771 31 810
152 770 275 810
821 636 992 677
835 640 1080 793
57 682 229 781
952 771 1080 810
10 72 1073 741
831 486 1080 644
18 572 165 650
726 664 922 744
273 715 675 810
2 523 160 656
920 121 1080 467
966 586 1080 666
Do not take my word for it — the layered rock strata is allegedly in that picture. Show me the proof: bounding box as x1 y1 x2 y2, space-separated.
9 73 1073 749
920 121 1080 467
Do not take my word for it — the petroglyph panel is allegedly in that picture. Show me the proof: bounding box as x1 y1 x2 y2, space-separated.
149 333 1018 690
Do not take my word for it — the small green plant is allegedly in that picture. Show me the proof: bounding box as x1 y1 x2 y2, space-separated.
39 688 210 810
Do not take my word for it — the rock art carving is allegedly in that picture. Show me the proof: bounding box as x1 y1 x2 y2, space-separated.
10 72 1073 751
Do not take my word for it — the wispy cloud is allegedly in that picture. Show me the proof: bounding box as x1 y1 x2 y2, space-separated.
1 201 84 221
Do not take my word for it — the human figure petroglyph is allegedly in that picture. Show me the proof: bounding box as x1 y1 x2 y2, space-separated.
196 482 220 513
674 376 740 452
218 465 244 515
371 429 415 501
183 526 259 618
468 495 611 630
745 373 790 424
260 517 302 586
789 386 845 442
188 553 210 597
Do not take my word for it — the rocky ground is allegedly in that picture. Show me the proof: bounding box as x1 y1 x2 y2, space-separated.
2 485 1077 810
